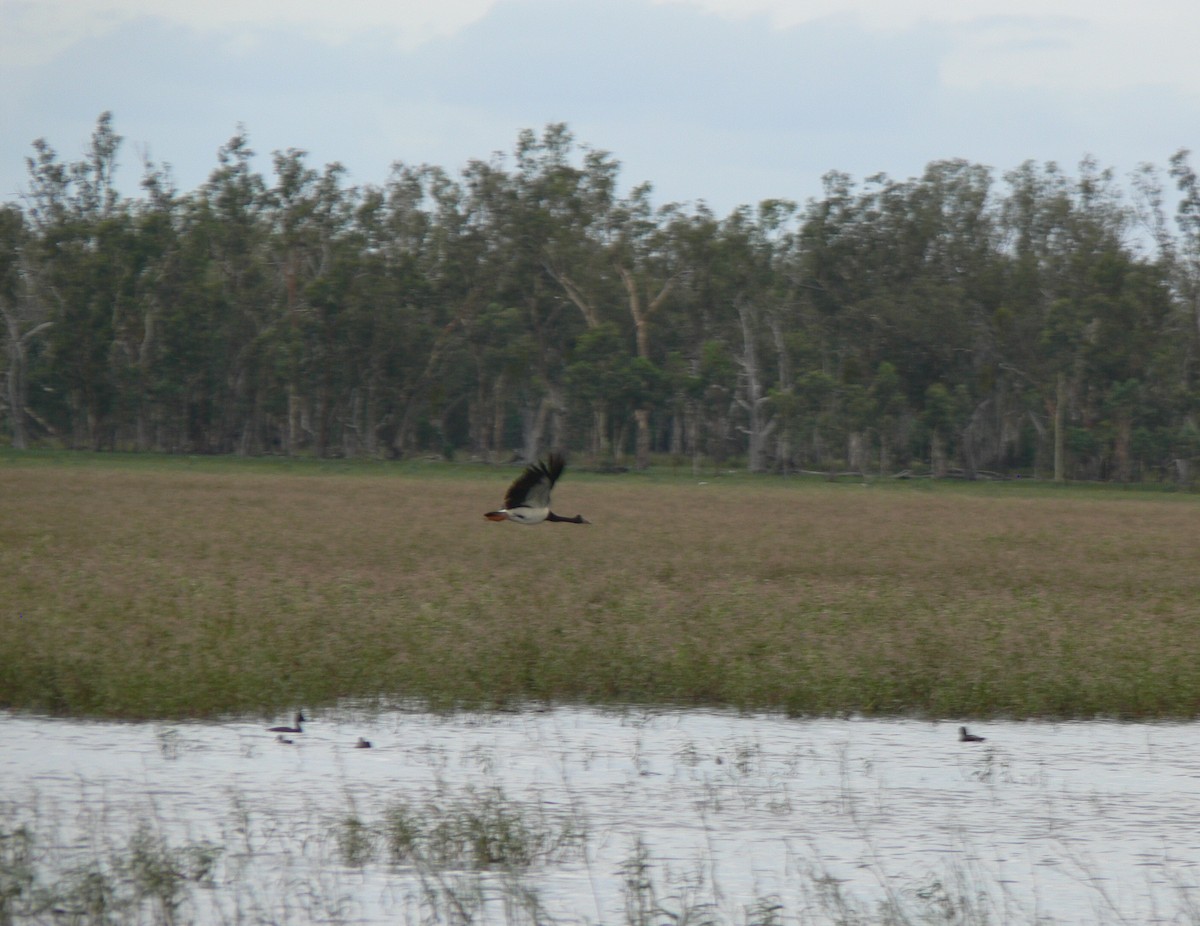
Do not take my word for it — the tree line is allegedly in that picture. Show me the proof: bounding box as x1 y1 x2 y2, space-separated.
3 113 1200 482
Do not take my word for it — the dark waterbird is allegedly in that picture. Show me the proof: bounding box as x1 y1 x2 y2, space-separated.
268 712 305 733
354 737 372 749
959 726 986 742
484 453 589 525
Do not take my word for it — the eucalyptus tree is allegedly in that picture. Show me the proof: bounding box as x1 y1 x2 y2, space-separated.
1167 151 1200 348
146 183 235 451
462 125 622 461
108 155 184 451
380 163 487 459
799 163 1002 474
347 170 435 458
164 132 272 452
678 205 788 472
893 160 1007 476
653 203 795 470
751 199 809 472
487 125 701 467
793 171 888 469
21 112 130 449
528 125 621 333
1074 258 1173 481
654 206 725 470
458 151 567 460
1153 150 1200 481
8 113 1194 480
565 322 632 460
608 185 684 468
716 202 802 473
0 204 52 449
868 360 906 474
999 158 1144 480
261 148 358 455
1129 160 1200 483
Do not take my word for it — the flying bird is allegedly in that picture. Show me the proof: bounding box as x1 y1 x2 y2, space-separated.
959 726 986 742
484 453 589 525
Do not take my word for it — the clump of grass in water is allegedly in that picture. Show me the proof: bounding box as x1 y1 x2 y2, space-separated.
621 838 1015 926
331 788 582 926
620 837 787 926
0 819 220 926
335 786 584 871
0 824 35 925
335 815 376 868
6 788 1200 926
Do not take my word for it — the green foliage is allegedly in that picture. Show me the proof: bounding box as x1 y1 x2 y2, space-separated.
3 117 1200 483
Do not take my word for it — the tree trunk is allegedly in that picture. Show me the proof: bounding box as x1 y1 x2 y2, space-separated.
1 312 50 449
1114 411 1132 482
687 399 702 475
931 433 947 478
547 267 601 329
521 393 551 463
634 408 652 470
1053 371 1067 483
618 266 675 470
735 301 775 473
592 405 612 462
847 431 866 474
544 382 566 452
491 374 507 461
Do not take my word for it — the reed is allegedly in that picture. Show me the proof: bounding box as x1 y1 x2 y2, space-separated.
2 453 1198 719
0 816 220 926
3 791 1195 926
336 786 582 870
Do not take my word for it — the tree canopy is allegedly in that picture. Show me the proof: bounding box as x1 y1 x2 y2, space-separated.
3 114 1199 482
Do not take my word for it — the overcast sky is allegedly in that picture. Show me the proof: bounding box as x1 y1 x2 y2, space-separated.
2 0 1198 214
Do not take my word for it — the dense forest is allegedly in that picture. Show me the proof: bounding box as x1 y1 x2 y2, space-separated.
3 113 1200 481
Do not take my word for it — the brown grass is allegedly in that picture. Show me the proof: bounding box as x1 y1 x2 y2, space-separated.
2 456 1199 719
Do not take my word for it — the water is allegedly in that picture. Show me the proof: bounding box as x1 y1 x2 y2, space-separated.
3 706 1199 924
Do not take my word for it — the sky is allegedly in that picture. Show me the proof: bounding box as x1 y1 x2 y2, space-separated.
2 0 1199 215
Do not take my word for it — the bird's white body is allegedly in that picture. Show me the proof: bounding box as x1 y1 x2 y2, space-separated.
491 505 550 525
484 453 589 525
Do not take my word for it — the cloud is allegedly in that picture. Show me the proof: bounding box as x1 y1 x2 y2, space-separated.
0 0 499 68
1 0 1198 213
394 2 945 139
657 0 1200 95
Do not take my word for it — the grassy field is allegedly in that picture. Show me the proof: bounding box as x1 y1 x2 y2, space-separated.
2 451 1199 720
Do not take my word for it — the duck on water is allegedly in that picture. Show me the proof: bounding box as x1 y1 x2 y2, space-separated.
268 712 305 734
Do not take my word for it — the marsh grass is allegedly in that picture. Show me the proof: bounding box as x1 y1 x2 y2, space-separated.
2 453 1199 719
0 795 980 926
0 816 220 926
5 813 1194 926
4 753 1200 926
336 786 583 870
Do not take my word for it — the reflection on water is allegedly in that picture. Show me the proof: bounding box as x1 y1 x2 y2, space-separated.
3 706 1199 924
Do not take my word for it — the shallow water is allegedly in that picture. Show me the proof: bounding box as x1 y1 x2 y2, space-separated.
3 706 1200 924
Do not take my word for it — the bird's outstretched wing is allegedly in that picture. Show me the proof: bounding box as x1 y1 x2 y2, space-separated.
504 453 565 510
